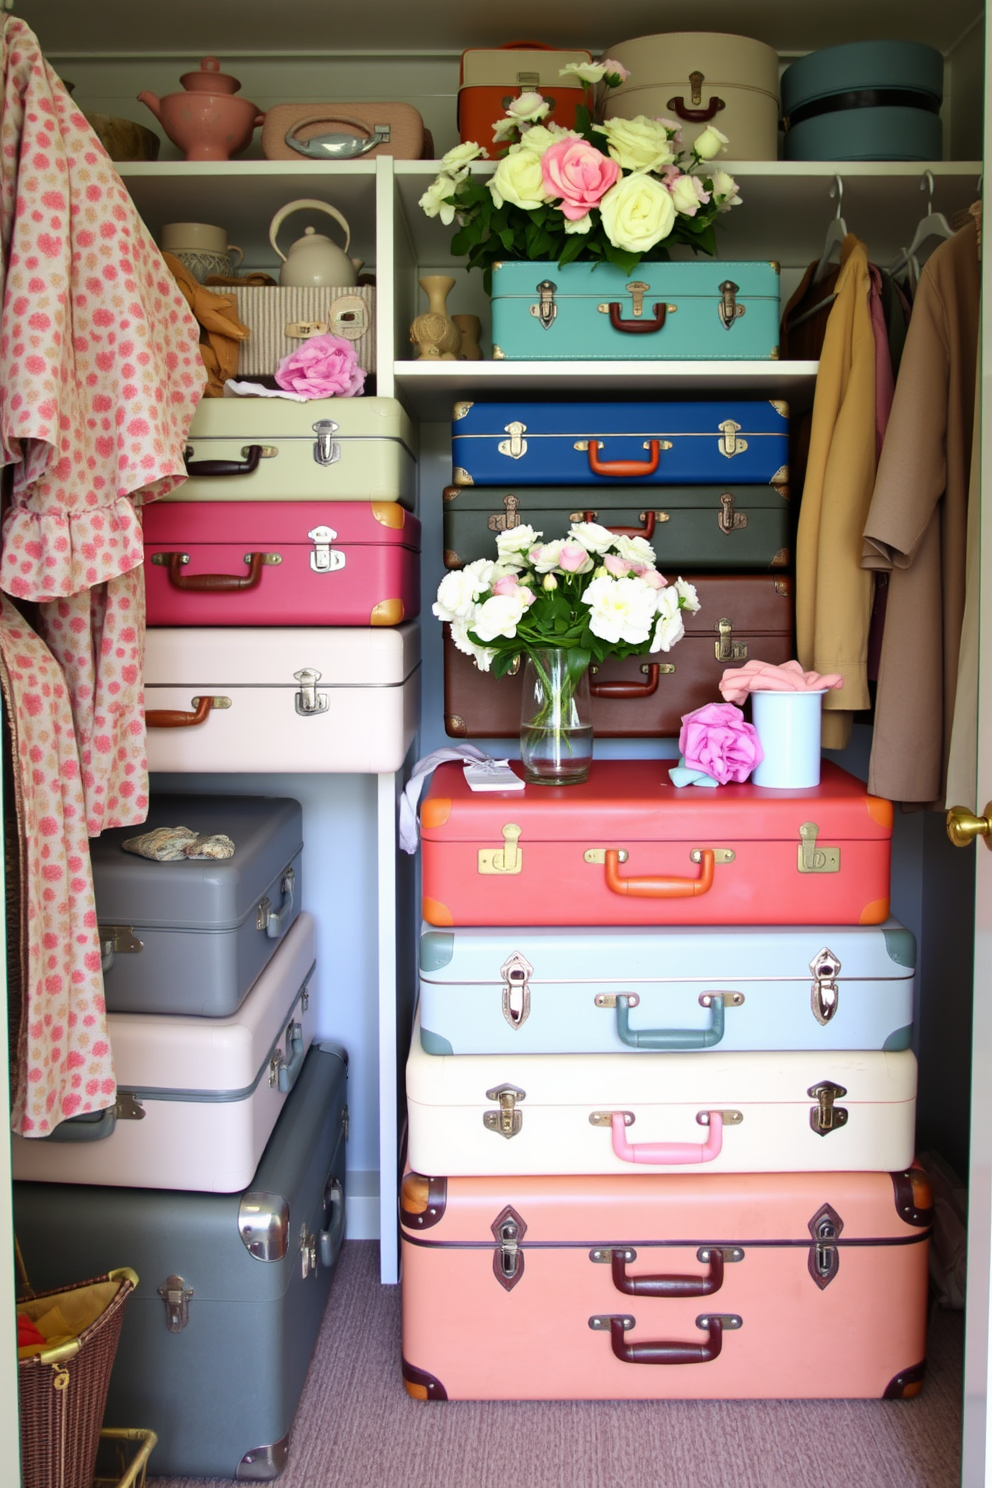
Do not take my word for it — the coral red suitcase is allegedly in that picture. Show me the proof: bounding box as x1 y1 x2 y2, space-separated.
400 1166 931 1400
143 501 420 627
420 759 892 927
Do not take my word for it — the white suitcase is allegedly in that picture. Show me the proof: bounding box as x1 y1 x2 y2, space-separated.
168 396 417 507
419 921 916 1056
406 1009 917 1177
12 914 318 1193
144 622 420 773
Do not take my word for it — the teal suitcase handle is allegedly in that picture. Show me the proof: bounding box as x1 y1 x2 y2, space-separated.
319 1177 346 1269
266 866 296 939
276 1021 306 1094
612 991 741 1050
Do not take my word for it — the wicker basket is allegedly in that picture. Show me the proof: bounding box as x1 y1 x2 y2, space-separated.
93 1427 157 1488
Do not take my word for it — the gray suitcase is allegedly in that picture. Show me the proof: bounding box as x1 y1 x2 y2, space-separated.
91 793 303 1015
14 1042 348 1482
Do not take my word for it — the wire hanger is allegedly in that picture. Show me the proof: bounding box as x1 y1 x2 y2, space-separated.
890 170 954 288
812 175 847 285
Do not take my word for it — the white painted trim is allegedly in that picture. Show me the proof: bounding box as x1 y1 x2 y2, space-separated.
377 772 399 1285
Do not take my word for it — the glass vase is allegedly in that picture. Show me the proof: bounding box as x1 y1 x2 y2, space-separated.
519 647 593 786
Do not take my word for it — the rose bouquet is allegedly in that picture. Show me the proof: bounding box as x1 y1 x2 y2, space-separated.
419 60 742 284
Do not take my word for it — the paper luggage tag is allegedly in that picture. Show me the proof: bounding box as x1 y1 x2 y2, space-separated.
463 759 525 792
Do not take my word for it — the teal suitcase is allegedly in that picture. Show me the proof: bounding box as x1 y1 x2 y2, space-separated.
489 261 781 361
781 42 943 161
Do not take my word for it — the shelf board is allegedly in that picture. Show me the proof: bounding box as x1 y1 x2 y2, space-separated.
393 358 818 420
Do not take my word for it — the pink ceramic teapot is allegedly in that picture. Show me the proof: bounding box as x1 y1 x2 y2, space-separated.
139 57 263 162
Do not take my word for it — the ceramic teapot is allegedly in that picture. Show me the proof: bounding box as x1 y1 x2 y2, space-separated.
269 199 363 287
138 57 262 161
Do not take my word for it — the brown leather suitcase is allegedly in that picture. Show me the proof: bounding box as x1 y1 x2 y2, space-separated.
443 574 793 738
262 102 427 161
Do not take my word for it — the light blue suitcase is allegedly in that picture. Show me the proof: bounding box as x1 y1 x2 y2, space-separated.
490 261 781 361
418 921 915 1056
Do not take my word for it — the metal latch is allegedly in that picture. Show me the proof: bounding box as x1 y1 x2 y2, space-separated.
312 419 341 467
158 1275 193 1333
294 667 329 716
493 1209 525 1287
308 525 346 573
718 280 746 330
498 421 528 459
797 822 841 874
717 419 748 458
810 946 842 1025
718 492 748 534
514 70 540 88
99 924 143 973
690 69 704 105
342 1104 350 1142
808 1202 844 1289
484 1084 525 1139
488 494 522 531
286 319 329 338
626 280 649 316
529 280 557 330
478 824 522 875
500 950 533 1029
328 294 370 340
808 1081 849 1136
113 1092 145 1121
300 1223 317 1280
714 618 748 661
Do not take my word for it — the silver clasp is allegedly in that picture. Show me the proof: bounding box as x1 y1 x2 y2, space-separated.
529 280 557 330
500 950 533 1030
483 1084 525 1139
810 946 842 1025
498 421 528 460
294 668 329 716
158 1275 193 1334
312 419 341 467
718 280 746 330
308 525 346 573
717 419 748 458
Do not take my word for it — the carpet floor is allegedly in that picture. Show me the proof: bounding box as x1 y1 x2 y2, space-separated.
148 1239 963 1488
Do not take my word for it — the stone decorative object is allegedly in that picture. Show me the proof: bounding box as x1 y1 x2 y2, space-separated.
123 826 236 861
410 275 461 360
452 314 483 360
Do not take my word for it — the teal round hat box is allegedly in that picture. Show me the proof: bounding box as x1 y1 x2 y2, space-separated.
781 41 943 160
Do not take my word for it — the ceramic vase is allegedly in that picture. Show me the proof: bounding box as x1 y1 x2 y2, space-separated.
453 314 483 360
519 647 593 786
410 276 461 360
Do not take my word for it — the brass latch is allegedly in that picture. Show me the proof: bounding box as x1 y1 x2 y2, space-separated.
498 421 528 459
500 950 533 1029
717 419 748 458
718 280 746 330
528 280 557 330
718 492 748 534
714 618 748 661
626 280 649 316
488 494 522 532
810 946 842 1025
312 419 341 467
286 318 329 338
308 525 346 573
514 70 540 88
690 69 704 105
158 1275 193 1334
478 824 522 875
294 667 329 716
808 1081 849 1136
484 1084 526 1139
797 822 841 874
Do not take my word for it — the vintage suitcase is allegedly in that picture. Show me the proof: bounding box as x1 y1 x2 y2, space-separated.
166 396 417 507
262 101 427 161
441 483 791 571
418 919 916 1056
420 759 893 928
225 284 376 377
400 1166 931 1400
13 1043 348 1480
458 43 591 156
92 793 302 1016
450 399 789 487
490 262 781 361
781 42 943 161
143 500 421 628
144 622 420 774
11 914 317 1192
406 1007 917 1175
602 32 781 161
444 574 793 739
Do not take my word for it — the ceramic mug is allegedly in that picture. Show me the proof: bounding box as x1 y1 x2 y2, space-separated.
160 222 243 282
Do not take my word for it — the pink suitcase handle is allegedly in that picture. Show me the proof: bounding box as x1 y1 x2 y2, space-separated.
610 1110 724 1165
587 439 661 479
602 847 715 898
161 552 267 593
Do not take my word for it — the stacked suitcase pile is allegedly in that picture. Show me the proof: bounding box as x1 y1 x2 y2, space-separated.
12 796 350 1479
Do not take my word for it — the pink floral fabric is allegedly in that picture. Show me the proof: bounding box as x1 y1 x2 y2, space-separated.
1 596 115 1134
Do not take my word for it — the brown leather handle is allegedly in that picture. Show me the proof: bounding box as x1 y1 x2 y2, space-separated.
607 1314 727 1366
183 444 263 478
588 440 661 479
499 40 556 49
589 664 660 701
605 847 715 898
608 302 667 334
163 552 266 593
668 95 726 123
582 510 656 540
145 696 215 729
610 1248 724 1299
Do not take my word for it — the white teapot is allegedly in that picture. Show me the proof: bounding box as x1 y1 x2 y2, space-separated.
268 198 363 287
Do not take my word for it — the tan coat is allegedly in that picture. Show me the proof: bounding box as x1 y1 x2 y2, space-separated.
795 236 876 750
862 220 980 806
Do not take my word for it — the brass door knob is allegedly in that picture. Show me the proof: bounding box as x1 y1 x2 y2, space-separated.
946 804 992 848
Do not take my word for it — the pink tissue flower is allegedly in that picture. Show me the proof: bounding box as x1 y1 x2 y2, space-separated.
541 138 619 221
679 701 763 786
275 333 366 399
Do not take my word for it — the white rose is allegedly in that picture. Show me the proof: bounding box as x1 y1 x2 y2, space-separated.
418 173 460 225
495 523 541 563
563 213 593 235
514 123 580 156
581 574 658 646
593 115 675 173
530 539 565 573
506 91 550 124
693 124 729 161
674 576 701 612
492 116 519 144
568 520 616 555
560 61 608 84
610 533 657 565
441 141 487 171
472 590 530 642
650 585 686 652
489 147 553 211
433 567 485 622
461 557 496 595
708 166 741 211
668 172 710 217
449 615 496 671
599 173 676 254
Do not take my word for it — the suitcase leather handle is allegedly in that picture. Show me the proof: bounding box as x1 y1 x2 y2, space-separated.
598 1313 730 1366
145 696 216 729
589 665 661 701
603 847 715 897
162 552 266 592
667 95 726 123
183 444 264 478
608 302 667 334
608 1246 725 1299
320 1178 346 1270
610 1109 724 1166
613 992 725 1050
276 1020 305 1093
588 440 661 479
581 510 656 540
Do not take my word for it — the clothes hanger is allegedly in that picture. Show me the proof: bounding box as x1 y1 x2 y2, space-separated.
890 171 954 288
812 175 847 285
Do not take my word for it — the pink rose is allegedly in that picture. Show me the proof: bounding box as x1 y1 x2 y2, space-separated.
541 138 619 221
679 702 763 786
492 574 520 595
558 541 592 571
275 333 365 399
603 554 632 576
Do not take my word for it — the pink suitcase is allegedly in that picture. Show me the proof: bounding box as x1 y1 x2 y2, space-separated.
400 1166 931 1401
143 500 420 627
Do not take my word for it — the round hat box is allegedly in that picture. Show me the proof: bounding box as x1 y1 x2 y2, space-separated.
780 41 943 160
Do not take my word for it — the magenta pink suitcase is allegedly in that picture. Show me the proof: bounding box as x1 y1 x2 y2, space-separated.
143 500 420 627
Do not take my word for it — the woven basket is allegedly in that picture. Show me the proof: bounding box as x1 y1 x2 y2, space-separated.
227 284 376 376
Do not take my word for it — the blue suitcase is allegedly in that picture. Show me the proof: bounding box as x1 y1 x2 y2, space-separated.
451 400 789 487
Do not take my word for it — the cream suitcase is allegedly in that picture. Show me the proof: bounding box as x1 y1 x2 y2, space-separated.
170 396 417 506
227 286 376 378
603 32 780 161
12 914 318 1193
144 623 420 773
406 1010 917 1177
